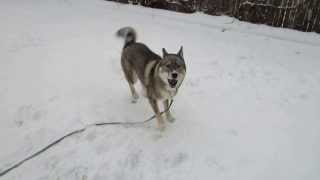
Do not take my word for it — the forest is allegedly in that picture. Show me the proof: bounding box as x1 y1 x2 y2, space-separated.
107 0 320 33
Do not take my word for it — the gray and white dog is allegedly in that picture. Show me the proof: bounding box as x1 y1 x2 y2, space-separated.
116 27 186 131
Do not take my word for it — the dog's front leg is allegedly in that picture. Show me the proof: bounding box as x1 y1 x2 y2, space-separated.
164 99 175 123
148 98 165 131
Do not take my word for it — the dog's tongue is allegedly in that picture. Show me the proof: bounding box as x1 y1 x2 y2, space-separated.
168 79 178 88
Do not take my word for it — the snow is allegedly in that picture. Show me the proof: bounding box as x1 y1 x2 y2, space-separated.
1 0 320 179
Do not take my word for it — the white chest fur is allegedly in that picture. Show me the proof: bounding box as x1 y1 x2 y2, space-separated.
159 87 177 100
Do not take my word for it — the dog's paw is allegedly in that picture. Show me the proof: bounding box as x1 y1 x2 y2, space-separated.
131 93 139 103
131 98 138 104
158 123 166 132
166 113 175 123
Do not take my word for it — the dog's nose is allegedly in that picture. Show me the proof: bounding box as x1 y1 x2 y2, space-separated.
172 73 178 79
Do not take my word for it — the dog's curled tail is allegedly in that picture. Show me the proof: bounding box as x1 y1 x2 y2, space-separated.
116 27 137 48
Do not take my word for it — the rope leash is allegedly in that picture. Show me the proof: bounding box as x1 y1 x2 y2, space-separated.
94 100 173 126
0 100 173 177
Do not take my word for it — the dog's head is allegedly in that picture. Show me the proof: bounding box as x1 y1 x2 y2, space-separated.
158 46 186 89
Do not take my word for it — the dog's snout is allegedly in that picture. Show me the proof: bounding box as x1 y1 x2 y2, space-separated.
172 73 178 79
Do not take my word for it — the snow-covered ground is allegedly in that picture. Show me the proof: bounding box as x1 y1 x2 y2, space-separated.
1 0 320 179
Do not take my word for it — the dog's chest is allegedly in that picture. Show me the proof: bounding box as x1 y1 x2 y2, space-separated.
159 88 177 100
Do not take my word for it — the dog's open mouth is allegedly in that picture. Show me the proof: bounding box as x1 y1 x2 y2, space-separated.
168 79 178 88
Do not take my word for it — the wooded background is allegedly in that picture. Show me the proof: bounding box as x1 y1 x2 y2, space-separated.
106 0 320 33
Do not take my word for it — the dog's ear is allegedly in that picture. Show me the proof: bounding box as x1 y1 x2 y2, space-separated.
177 46 183 58
162 48 168 57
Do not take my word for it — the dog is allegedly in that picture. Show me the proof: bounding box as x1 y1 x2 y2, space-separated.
116 27 186 131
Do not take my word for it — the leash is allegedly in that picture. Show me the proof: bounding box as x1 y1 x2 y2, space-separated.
0 100 173 177
94 100 173 126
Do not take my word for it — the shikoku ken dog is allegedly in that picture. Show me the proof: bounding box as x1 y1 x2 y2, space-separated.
116 27 186 131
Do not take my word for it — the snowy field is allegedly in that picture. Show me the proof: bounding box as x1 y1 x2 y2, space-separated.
1 0 320 179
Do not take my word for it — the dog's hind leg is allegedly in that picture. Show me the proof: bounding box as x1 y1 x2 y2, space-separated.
164 99 175 123
129 82 139 103
121 57 139 103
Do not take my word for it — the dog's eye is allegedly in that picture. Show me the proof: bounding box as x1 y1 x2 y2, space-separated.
166 65 170 69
